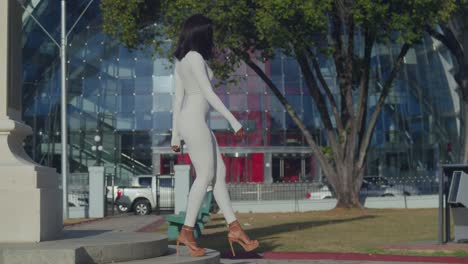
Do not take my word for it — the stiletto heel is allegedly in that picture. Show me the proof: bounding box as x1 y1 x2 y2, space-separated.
227 220 259 255
228 238 236 256
176 240 180 256
176 225 206 257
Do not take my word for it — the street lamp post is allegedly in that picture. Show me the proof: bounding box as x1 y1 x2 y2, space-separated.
18 0 97 222
92 135 103 166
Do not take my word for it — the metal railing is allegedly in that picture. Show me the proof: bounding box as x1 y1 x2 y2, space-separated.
68 173 89 207
228 181 320 201
227 177 439 202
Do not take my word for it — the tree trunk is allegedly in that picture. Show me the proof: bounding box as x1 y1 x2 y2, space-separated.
462 100 468 163
333 163 364 208
459 69 468 163
454 62 468 163
335 192 362 208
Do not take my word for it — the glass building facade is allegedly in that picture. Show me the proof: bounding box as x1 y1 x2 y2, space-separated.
21 1 460 192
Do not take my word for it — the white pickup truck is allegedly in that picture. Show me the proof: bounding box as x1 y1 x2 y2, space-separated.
115 175 174 215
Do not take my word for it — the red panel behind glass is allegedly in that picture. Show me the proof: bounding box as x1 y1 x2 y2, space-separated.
251 153 264 182
264 59 272 146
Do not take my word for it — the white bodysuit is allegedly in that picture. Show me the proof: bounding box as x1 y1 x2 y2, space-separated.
171 51 242 226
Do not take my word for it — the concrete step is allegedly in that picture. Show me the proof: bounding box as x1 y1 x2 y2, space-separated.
0 231 167 264
120 245 220 264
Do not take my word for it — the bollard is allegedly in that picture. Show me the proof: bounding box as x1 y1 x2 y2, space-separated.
89 166 105 218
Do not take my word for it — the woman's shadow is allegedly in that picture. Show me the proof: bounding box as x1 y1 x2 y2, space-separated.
195 214 377 259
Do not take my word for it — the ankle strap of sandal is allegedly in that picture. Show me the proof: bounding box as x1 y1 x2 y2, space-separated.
182 227 194 231
228 221 241 228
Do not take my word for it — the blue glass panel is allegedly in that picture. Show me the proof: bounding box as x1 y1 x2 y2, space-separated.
153 112 172 131
118 95 135 112
135 95 153 111
116 113 134 130
154 93 172 111
135 112 153 130
119 79 135 95
134 76 153 93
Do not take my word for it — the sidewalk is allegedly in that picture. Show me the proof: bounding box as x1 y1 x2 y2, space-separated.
65 214 164 233
380 240 468 252
65 214 468 264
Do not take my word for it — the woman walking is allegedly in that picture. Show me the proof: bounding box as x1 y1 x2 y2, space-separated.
170 14 259 257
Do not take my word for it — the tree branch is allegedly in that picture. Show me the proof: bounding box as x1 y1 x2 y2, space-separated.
356 26 375 153
425 26 458 55
236 50 338 179
440 24 465 62
345 11 355 118
296 51 344 163
357 43 411 168
331 2 349 126
342 7 356 170
427 25 467 99
307 48 345 133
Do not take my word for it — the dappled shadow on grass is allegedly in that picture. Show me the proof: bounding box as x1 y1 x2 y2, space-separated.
195 215 378 253
205 223 228 229
209 216 225 221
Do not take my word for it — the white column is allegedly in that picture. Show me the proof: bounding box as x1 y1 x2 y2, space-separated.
264 152 273 183
0 0 62 242
88 166 105 218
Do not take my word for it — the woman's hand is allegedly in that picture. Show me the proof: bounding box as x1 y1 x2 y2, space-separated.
234 127 245 138
171 145 181 152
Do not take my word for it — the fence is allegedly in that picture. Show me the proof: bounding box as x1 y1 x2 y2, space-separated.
68 173 89 207
67 172 439 215
227 177 439 202
228 181 320 201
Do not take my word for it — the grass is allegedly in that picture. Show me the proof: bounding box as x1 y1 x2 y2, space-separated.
153 208 467 256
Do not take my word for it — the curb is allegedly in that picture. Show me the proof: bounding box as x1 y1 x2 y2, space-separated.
135 217 167 232
63 217 107 228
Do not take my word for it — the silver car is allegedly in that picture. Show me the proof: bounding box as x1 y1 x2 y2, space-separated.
114 175 175 215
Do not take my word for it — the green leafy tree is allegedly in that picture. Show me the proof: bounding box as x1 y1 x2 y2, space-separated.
426 0 468 162
101 0 455 208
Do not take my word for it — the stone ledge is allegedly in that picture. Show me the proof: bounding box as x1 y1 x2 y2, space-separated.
0 231 168 264
121 245 220 264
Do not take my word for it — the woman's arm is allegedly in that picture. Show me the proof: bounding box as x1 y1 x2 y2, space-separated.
187 51 242 132
171 64 185 147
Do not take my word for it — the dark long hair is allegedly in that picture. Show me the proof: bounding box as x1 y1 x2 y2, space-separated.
174 14 214 61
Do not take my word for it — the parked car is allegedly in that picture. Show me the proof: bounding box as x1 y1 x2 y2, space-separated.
68 192 88 207
306 176 420 200
363 176 420 196
306 185 334 200
106 184 131 213
115 175 174 215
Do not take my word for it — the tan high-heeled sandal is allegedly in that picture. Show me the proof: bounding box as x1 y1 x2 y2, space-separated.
227 220 259 256
176 225 206 257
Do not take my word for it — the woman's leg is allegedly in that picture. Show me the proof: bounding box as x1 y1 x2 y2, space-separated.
182 128 216 227
211 132 237 224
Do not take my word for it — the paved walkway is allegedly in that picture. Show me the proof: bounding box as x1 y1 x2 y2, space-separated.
381 240 468 251
65 214 468 264
65 214 163 233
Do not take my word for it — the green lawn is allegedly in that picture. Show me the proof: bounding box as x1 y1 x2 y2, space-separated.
153 208 465 256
